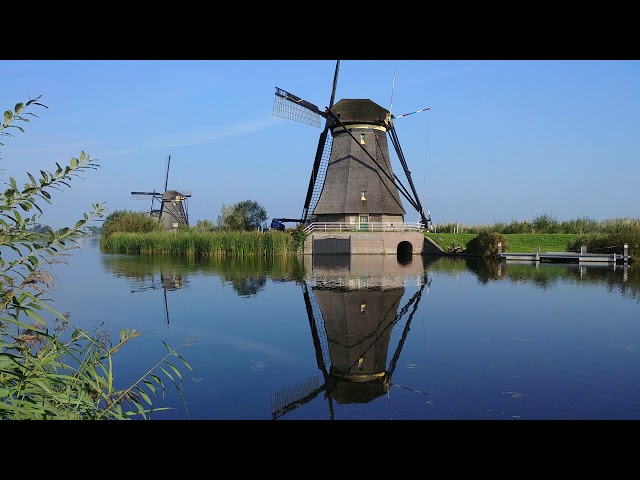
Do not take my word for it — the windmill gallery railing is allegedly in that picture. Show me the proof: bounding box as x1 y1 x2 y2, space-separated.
304 221 425 235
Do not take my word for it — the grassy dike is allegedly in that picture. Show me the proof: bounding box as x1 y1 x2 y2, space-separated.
425 233 580 253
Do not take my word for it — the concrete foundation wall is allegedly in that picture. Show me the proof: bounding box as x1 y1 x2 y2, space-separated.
304 232 439 255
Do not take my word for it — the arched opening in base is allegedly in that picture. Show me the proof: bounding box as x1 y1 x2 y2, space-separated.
397 241 413 264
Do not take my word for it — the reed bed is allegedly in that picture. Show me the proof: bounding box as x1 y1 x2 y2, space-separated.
101 230 298 256
433 215 640 235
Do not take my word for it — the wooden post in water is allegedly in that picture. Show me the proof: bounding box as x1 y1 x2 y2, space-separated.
624 243 629 263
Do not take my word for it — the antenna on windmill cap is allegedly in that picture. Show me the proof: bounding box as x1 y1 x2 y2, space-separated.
389 68 396 117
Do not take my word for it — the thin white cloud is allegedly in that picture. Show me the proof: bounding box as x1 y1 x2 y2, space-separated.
163 116 284 148
97 116 286 159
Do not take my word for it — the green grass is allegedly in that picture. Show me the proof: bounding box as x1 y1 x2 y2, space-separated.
425 233 580 253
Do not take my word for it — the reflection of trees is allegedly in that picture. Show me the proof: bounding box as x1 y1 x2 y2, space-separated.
463 257 501 284
101 254 307 298
432 257 640 302
425 256 640 301
228 276 267 297
499 262 640 302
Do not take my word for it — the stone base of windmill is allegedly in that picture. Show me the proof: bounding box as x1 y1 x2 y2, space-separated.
303 232 429 256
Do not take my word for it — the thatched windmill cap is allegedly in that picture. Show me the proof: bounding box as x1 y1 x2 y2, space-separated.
328 99 390 128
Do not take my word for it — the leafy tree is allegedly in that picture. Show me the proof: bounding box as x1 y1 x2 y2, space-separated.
193 219 216 232
100 209 163 242
217 199 267 231
217 203 239 231
31 223 54 234
1 95 192 419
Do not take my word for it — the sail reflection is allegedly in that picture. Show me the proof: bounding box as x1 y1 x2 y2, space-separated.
271 254 431 420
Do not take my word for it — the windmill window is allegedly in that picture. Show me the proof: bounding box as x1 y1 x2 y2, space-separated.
361 191 367 201
360 133 365 144
358 357 364 372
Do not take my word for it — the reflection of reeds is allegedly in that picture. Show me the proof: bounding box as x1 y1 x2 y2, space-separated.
500 262 640 302
101 252 307 284
427 257 640 302
100 230 297 256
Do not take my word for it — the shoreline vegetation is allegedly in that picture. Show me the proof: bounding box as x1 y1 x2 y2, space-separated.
99 211 639 261
2 95 192 420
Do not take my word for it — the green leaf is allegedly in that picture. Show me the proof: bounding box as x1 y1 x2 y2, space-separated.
135 386 152 405
160 367 175 383
27 172 37 187
142 379 156 396
166 361 182 381
175 353 194 373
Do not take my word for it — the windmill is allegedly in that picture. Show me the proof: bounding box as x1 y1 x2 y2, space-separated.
131 155 191 230
272 60 431 230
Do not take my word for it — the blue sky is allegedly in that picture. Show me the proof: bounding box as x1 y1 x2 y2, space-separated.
1 59 638 230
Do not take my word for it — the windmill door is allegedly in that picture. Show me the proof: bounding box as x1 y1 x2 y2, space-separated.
359 215 369 232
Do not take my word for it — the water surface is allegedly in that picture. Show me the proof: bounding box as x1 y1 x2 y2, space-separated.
43 237 640 420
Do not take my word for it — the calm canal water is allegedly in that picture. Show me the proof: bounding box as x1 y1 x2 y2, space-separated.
44 236 640 420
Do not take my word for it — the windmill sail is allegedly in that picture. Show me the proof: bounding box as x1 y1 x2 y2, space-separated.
272 88 323 127
272 61 341 225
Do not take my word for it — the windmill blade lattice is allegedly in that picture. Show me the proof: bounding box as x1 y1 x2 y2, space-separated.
272 88 324 128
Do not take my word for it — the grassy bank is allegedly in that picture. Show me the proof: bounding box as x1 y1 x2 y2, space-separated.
425 233 580 253
427 216 639 258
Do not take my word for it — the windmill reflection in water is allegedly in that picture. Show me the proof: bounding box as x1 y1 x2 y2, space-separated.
102 255 188 327
271 254 431 420
130 272 186 326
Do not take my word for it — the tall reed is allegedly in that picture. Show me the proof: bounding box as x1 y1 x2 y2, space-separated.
101 230 298 256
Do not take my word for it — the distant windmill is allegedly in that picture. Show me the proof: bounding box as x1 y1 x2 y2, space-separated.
272 60 431 229
131 155 191 230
